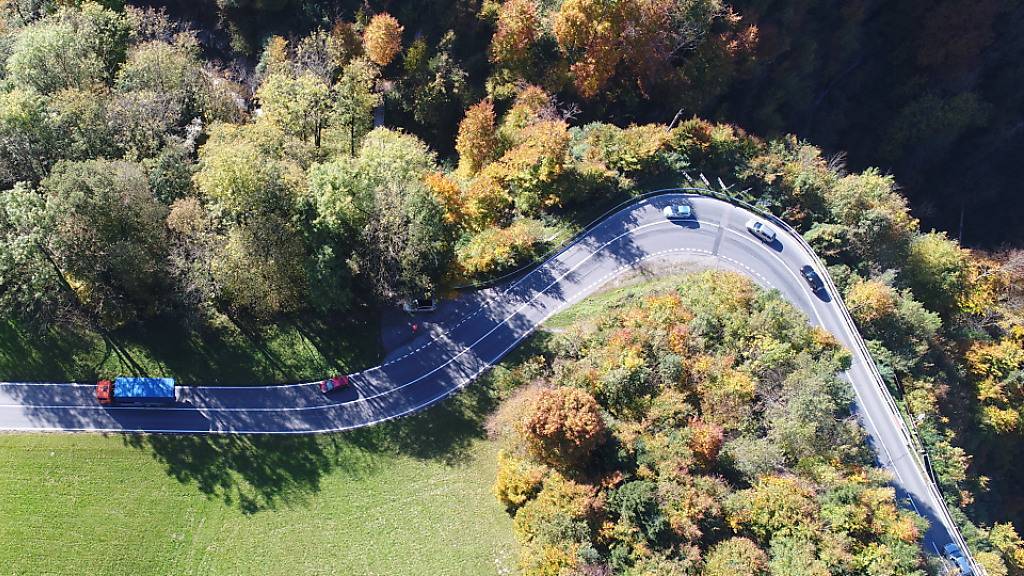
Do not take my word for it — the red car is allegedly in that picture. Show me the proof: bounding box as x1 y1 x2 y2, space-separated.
320 375 350 394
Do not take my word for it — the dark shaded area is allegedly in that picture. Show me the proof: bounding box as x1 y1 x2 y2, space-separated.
0 307 381 385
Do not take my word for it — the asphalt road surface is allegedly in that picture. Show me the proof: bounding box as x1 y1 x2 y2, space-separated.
0 193 961 558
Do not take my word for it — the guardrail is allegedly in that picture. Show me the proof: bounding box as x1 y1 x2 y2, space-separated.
723 191 984 576
452 187 713 290
454 186 982 574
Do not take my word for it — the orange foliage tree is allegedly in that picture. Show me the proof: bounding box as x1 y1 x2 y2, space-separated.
490 0 542 72
523 386 606 468
455 99 499 176
552 0 726 98
363 13 403 66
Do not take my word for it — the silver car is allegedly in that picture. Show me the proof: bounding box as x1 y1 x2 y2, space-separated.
745 219 777 243
663 205 692 219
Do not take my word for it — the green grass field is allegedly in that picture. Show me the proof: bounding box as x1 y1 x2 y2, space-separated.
0 380 516 576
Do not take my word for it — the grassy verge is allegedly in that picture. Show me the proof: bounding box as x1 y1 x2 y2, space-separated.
0 308 381 385
0 378 516 576
545 272 696 330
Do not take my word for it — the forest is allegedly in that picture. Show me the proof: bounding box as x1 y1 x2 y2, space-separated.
488 271 933 575
0 0 1022 574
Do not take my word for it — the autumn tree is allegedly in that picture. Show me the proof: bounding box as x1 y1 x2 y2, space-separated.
703 537 768 576
257 35 291 78
490 0 542 73
513 473 600 574
328 20 363 68
523 386 606 468
965 337 1024 433
494 450 548 512
363 12 403 67
552 0 726 98
725 475 819 544
456 99 499 176
166 196 220 318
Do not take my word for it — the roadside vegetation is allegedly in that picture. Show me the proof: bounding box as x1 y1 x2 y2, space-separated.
0 2 1022 574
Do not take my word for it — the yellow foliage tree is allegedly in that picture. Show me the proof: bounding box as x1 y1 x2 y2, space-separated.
424 171 463 225
846 279 898 324
455 99 499 177
494 449 548 512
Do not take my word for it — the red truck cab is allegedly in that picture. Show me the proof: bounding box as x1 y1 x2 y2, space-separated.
96 379 113 405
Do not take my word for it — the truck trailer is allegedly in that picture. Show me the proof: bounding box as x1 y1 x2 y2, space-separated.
96 377 176 406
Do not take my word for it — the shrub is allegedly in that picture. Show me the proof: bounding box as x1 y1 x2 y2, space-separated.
703 537 768 576
495 450 548 512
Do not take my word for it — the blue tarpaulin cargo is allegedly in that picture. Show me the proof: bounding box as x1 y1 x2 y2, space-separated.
112 377 176 404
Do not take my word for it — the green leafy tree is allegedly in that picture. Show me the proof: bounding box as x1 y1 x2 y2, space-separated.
901 231 971 318
330 57 382 156
48 87 118 162
310 128 453 301
193 122 312 316
0 88 56 186
824 169 918 271
399 31 470 143
256 71 333 148
40 159 169 327
116 36 209 125
6 4 130 94
0 183 74 328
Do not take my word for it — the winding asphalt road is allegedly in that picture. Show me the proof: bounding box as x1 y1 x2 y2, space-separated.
0 193 964 561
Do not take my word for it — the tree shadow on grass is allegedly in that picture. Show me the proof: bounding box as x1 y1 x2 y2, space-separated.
120 372 503 514
122 433 341 514
0 320 103 381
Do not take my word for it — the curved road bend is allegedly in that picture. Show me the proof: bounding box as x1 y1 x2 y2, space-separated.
0 193 958 556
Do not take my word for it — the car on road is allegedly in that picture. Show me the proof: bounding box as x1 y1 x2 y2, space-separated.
943 543 973 575
320 375 350 394
800 265 824 293
402 297 437 313
745 219 777 243
663 204 692 220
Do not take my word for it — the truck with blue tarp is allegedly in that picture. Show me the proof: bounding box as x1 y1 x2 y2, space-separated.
95 377 176 406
